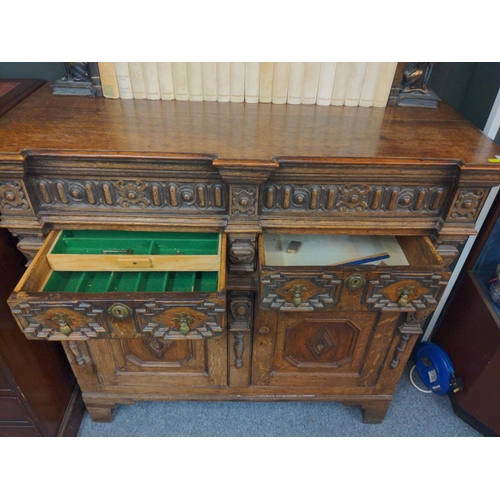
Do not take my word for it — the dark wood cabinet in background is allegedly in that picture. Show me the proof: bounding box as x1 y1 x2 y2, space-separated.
0 80 84 437
433 193 500 436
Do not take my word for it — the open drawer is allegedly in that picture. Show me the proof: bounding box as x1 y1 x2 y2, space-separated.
258 233 451 312
8 230 226 341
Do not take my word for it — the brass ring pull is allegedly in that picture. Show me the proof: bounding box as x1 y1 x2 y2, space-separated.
288 284 308 307
52 312 74 335
174 313 194 335
397 284 415 307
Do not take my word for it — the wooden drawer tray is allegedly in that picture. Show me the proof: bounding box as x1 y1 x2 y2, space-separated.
259 233 450 312
8 230 226 341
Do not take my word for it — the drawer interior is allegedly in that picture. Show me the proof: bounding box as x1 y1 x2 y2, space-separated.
261 233 444 268
16 230 224 294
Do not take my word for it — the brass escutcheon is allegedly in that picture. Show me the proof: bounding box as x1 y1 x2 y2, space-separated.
108 302 133 319
345 274 366 291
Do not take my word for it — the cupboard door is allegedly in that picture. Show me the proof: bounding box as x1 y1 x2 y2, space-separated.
66 335 227 390
251 308 399 389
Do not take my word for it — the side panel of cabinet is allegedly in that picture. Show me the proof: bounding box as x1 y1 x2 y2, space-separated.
251 308 400 390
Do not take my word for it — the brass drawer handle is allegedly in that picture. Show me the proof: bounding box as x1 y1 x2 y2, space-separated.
108 303 133 319
174 313 194 335
345 274 366 291
288 284 308 307
52 312 74 335
397 284 415 307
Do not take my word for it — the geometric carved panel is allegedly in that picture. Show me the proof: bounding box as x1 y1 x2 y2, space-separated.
260 272 342 311
364 272 448 312
283 319 360 369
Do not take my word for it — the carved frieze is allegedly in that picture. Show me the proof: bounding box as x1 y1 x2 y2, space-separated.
30 178 227 212
262 183 449 215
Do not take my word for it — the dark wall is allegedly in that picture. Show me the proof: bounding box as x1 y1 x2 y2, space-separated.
430 62 500 144
0 62 64 81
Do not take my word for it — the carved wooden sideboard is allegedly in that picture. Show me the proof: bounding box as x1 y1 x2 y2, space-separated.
1 84 500 424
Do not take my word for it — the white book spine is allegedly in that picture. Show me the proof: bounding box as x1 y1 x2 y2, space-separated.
245 62 260 103
331 62 351 106
230 62 245 103
344 62 367 106
114 62 133 99
203 62 217 101
272 62 290 104
217 62 231 102
373 62 398 107
142 62 161 100
172 62 189 101
128 62 146 100
187 62 203 101
359 62 383 107
157 63 175 100
316 62 337 106
301 62 321 105
259 62 274 103
287 62 305 104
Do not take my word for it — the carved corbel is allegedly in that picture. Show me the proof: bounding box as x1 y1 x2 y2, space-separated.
228 235 257 272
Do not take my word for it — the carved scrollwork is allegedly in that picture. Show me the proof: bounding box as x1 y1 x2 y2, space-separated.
0 181 30 210
31 178 227 212
262 183 449 214
260 272 342 311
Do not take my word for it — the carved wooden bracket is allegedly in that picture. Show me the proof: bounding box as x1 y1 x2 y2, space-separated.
228 236 257 272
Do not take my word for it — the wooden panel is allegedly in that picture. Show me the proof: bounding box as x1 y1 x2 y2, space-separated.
0 395 31 422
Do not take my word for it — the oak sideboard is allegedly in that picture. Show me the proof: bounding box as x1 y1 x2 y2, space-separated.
1 84 500 424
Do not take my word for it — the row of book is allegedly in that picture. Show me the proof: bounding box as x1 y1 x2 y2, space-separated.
97 62 398 107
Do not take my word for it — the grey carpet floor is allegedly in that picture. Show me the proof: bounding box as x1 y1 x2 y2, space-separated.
77 362 481 437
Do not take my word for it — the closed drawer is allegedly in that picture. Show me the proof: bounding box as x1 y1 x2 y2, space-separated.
259 233 450 312
8 230 226 341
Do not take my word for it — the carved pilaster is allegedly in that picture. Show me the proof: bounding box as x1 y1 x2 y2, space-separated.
228 291 254 369
391 311 430 369
228 235 257 272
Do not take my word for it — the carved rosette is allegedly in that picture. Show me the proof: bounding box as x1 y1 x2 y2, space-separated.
31 178 227 212
228 237 257 272
11 301 110 341
364 273 448 311
449 189 485 220
262 183 449 214
135 299 225 340
231 187 257 216
260 272 342 311
0 181 30 210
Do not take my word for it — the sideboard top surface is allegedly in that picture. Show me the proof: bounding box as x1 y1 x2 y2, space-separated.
0 83 499 167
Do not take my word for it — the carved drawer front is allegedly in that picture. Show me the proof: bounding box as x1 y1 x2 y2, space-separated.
259 233 450 312
8 230 227 341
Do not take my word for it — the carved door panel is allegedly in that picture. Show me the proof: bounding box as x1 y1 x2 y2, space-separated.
81 335 227 389
251 309 399 389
